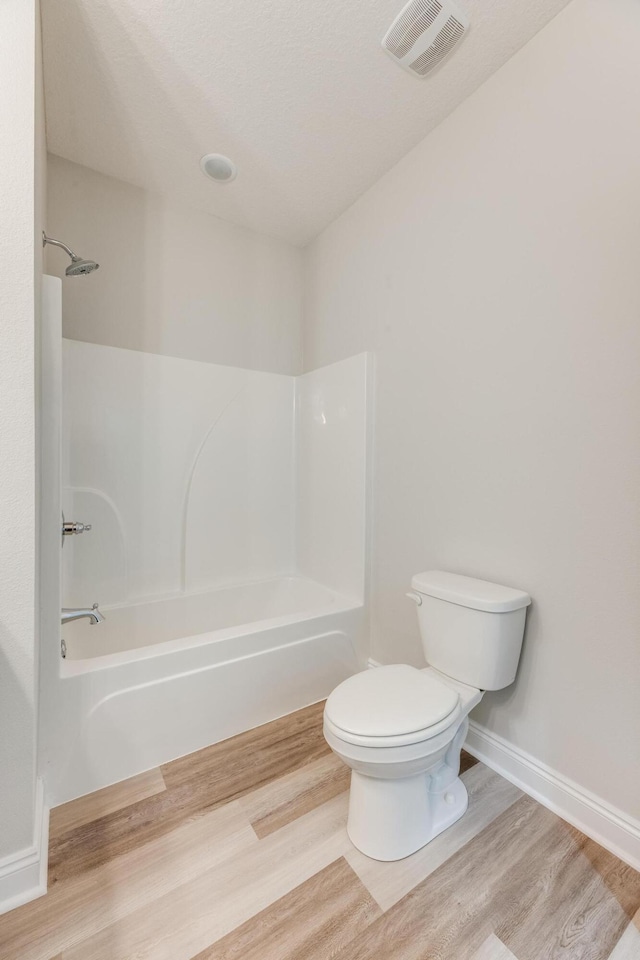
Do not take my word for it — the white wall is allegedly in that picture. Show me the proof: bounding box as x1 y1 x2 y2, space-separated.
303 0 640 824
46 155 303 376
0 0 46 903
0 0 37 852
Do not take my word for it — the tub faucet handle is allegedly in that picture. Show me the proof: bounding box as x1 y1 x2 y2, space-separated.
63 520 92 536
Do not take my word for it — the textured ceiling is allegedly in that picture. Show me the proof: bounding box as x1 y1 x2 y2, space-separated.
42 0 571 245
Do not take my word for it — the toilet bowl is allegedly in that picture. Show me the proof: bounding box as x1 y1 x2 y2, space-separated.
324 663 483 860
324 571 531 861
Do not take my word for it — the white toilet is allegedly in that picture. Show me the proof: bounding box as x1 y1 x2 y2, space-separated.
324 570 531 861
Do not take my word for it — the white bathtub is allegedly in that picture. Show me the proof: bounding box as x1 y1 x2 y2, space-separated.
45 577 363 805
63 576 356 664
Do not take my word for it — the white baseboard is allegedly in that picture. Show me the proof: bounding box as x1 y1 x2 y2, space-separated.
465 720 640 872
0 779 49 915
367 660 640 870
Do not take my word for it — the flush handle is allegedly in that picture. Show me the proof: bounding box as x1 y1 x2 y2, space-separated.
406 591 423 606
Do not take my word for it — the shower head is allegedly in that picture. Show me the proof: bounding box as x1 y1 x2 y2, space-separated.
65 256 99 276
43 232 99 277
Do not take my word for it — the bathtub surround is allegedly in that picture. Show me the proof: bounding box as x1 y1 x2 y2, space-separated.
61 342 296 605
46 155 303 375
0 703 638 959
60 341 369 609
303 0 640 864
41 305 370 804
296 356 371 602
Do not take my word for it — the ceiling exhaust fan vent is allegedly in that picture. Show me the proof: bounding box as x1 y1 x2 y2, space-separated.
382 0 469 78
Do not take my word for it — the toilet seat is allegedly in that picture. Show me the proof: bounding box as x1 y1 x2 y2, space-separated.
324 664 461 748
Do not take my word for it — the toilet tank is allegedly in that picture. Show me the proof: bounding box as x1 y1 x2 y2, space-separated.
410 571 531 690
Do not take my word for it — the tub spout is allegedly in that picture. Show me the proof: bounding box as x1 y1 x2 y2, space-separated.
61 603 105 625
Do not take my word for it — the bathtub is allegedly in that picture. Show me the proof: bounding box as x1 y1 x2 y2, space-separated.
44 576 363 805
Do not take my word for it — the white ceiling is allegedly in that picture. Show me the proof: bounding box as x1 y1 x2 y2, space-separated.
42 0 571 245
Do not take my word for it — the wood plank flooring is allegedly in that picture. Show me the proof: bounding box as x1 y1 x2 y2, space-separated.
1 700 639 960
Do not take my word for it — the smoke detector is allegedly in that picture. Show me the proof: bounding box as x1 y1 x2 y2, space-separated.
382 0 469 78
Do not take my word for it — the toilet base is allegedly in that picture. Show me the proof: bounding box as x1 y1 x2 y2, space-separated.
346 770 468 861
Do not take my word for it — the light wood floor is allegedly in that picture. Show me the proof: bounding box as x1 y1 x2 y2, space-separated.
1 701 639 960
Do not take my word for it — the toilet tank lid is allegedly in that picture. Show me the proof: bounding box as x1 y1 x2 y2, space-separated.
411 571 531 613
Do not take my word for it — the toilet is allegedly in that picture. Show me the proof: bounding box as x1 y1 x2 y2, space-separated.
323 570 531 861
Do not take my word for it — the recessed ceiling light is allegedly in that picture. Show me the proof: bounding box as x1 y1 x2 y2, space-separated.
200 153 237 184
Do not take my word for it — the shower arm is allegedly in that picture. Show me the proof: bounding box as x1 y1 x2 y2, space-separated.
42 231 79 260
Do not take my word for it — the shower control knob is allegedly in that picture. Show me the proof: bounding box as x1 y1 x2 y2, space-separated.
62 520 92 536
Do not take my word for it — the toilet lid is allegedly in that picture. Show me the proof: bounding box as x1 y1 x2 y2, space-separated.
324 664 459 738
